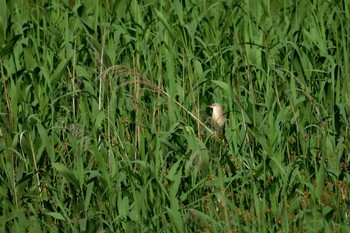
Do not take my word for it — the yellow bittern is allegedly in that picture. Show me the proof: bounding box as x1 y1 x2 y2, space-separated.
209 103 225 136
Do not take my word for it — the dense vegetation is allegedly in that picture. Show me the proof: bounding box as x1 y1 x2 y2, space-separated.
0 0 349 232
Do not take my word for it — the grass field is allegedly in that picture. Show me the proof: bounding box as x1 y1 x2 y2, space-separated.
0 0 349 232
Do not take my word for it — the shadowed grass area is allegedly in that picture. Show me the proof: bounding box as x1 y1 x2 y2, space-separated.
0 0 349 232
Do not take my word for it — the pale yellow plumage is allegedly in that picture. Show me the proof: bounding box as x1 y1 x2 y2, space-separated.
209 103 225 136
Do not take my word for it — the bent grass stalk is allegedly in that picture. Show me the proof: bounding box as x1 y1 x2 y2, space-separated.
101 65 215 135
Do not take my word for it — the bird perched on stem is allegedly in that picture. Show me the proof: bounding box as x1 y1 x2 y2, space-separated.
209 103 225 137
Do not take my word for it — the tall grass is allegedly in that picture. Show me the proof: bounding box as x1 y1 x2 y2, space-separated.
0 0 349 232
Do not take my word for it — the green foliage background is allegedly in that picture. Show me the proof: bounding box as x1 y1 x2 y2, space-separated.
0 0 349 232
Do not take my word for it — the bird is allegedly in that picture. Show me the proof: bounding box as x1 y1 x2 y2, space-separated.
209 103 225 136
